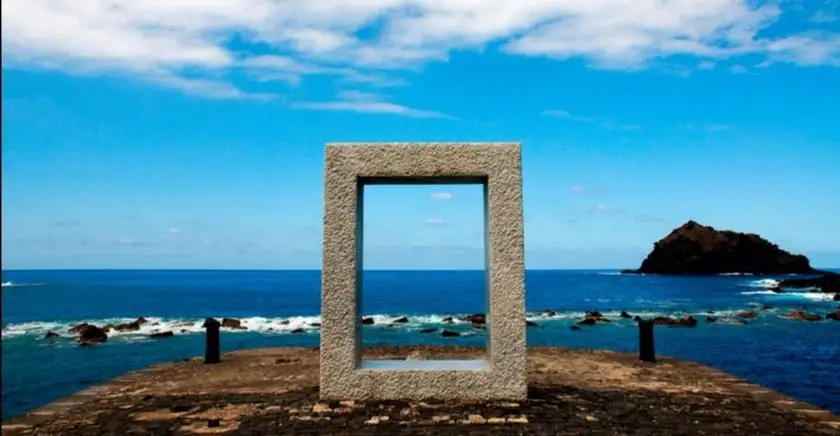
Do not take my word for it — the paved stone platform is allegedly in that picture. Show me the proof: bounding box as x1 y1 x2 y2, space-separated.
3 346 839 435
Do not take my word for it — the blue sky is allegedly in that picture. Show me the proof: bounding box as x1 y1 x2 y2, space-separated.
2 0 839 270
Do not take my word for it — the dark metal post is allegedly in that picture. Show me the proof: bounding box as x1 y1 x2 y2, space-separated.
203 317 221 364
638 320 656 362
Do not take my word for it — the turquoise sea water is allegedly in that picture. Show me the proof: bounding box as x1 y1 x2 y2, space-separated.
2 269 838 419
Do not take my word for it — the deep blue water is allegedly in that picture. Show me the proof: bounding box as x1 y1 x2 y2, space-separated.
2 269 839 419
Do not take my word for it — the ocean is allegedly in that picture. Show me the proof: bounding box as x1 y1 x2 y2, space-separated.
2 269 839 420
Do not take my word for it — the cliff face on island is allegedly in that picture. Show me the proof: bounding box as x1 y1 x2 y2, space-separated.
623 221 819 276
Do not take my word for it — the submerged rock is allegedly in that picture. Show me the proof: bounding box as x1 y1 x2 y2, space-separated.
290 328 305 334
526 320 539 327
620 311 632 319
391 316 409 324
361 317 375 325
440 329 460 338
826 310 840 321
221 318 246 329
577 318 596 326
68 323 91 334
418 328 437 334
112 317 150 332
778 272 840 294
44 331 60 339
464 313 486 324
782 311 822 321
736 311 757 319
149 331 174 339
705 316 719 323
622 220 818 275
653 316 697 327
442 316 455 324
78 326 108 345
570 325 582 331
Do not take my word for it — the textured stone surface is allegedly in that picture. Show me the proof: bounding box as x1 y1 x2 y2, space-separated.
320 143 527 400
4 347 839 435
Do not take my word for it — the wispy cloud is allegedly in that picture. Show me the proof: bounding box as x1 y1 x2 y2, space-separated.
730 65 750 74
430 192 453 201
167 227 180 235
810 11 838 23
3 1 838 98
543 110 641 130
577 204 624 214
541 110 597 123
570 184 586 193
697 61 716 70
295 90 452 119
425 218 448 226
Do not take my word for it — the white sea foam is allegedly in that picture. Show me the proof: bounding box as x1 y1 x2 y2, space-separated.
740 290 779 296
1 281 45 288
743 278 780 288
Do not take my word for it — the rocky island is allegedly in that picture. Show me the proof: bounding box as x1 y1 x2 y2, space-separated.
622 221 821 276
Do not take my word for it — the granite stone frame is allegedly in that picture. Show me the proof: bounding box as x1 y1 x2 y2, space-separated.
320 142 527 401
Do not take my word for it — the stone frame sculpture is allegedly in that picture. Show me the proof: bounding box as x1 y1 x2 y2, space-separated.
320 142 527 401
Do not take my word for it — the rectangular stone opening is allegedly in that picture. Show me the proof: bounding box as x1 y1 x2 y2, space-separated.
358 179 490 370
321 143 526 401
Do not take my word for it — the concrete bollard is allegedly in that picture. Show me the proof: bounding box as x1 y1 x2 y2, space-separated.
203 317 221 364
638 319 656 363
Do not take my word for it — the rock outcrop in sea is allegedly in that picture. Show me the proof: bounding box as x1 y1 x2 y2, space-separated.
622 220 819 275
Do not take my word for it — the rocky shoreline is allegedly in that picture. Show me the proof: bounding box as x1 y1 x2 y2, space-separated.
42 304 840 346
3 346 839 435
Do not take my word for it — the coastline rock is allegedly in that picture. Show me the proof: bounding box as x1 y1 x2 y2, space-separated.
826 310 839 321
440 329 460 338
290 328 305 334
620 311 632 319
221 318 245 329
835 294 840 301
622 220 818 275
577 318 597 326
782 311 822 321
68 323 92 334
149 331 174 339
526 320 539 327
44 331 60 339
464 313 486 324
310 322 321 327
653 316 697 327
778 273 840 294
361 317 375 325
112 317 150 332
736 311 757 319
391 316 409 324
538 310 556 317
633 316 643 322
442 316 455 324
472 323 486 330
77 326 108 345
705 316 718 323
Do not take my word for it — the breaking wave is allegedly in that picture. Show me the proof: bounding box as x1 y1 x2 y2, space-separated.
1 281 46 288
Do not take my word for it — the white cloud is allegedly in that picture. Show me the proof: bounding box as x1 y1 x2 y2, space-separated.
2 0 839 98
570 184 585 193
542 110 597 123
698 61 716 70
430 192 453 200
425 218 447 226
295 90 452 118
578 204 624 214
